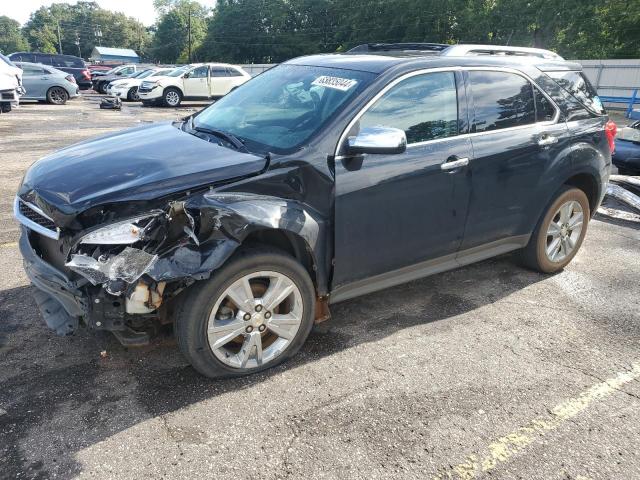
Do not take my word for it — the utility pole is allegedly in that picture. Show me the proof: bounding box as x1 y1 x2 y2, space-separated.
56 20 63 54
187 3 192 63
94 25 102 47
75 31 81 57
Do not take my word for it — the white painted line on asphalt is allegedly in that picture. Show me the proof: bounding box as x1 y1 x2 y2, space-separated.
435 362 640 479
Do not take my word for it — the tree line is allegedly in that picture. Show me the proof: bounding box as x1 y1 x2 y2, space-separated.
1 0 638 63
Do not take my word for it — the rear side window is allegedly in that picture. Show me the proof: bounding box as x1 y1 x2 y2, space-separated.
33 53 53 65
52 55 85 68
226 67 243 77
534 87 556 122
10 53 34 62
211 67 230 77
469 71 536 132
545 71 604 115
359 71 458 144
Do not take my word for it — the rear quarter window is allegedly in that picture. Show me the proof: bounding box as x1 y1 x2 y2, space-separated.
545 70 605 115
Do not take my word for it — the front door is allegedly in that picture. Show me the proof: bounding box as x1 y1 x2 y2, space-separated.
183 65 210 97
460 69 570 251
332 70 472 296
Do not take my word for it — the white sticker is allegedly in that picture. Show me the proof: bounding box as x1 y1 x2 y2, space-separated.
312 76 358 91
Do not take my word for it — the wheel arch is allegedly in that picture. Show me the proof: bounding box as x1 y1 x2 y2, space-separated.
163 85 183 97
563 172 600 215
242 228 317 290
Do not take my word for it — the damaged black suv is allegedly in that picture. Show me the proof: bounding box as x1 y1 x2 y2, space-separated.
15 44 614 378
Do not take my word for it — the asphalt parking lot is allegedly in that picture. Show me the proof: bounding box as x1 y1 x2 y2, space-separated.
1 94 639 480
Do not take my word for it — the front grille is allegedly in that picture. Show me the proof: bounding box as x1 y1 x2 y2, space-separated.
14 198 59 240
1 92 15 100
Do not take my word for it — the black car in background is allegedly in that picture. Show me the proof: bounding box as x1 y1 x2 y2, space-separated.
14 43 615 379
8 52 92 90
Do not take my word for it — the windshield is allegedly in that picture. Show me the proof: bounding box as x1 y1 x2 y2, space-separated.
136 69 157 79
193 64 376 154
105 66 122 75
168 66 190 77
0 53 17 68
151 69 173 77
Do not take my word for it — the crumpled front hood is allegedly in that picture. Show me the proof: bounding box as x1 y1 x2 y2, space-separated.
19 122 267 217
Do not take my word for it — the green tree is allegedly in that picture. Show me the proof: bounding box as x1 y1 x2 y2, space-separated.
149 0 209 63
22 1 151 59
0 16 29 54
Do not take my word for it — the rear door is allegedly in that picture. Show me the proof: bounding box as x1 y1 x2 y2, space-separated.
332 70 472 292
183 65 210 97
20 64 48 98
460 69 569 251
210 67 234 96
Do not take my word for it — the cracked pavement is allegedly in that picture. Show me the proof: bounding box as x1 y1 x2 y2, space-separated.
1 97 640 479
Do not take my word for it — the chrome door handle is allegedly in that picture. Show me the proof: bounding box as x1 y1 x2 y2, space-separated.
538 134 558 146
441 157 469 171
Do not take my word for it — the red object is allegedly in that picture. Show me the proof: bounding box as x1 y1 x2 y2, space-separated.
81 69 91 80
605 120 617 153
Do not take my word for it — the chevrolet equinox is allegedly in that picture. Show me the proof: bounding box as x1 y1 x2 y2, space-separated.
15 43 615 378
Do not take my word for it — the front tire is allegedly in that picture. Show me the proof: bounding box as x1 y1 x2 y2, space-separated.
163 87 182 107
521 186 590 273
127 86 139 101
175 248 315 378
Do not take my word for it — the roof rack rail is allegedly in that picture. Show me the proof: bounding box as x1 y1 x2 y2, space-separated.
347 43 450 54
442 44 563 60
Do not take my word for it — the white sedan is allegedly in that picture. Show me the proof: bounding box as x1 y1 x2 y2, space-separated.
107 68 175 101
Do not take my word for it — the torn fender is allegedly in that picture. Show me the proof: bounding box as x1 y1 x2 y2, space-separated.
185 192 330 294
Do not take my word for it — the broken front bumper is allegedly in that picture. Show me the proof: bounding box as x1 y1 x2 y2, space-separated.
19 228 88 335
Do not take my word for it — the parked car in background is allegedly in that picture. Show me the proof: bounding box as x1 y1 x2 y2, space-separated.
0 53 23 113
14 44 614 378
8 52 91 90
107 67 176 101
138 63 251 107
92 64 142 94
15 62 79 105
613 121 640 175
88 64 116 76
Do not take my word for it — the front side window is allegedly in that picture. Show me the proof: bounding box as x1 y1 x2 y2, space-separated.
358 72 458 144
470 71 536 133
194 64 376 154
189 66 209 78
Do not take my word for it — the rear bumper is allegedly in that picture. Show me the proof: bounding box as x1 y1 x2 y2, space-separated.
19 228 88 334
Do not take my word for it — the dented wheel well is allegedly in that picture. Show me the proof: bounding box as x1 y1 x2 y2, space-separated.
243 229 317 289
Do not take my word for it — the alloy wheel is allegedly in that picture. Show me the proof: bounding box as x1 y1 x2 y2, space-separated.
207 271 304 369
165 90 180 106
49 87 67 105
130 87 140 101
545 200 584 263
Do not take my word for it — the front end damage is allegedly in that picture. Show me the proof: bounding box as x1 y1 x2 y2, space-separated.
19 192 326 345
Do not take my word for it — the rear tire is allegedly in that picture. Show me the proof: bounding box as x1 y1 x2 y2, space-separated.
163 87 182 107
46 87 68 105
0 103 11 113
520 186 590 273
175 248 315 379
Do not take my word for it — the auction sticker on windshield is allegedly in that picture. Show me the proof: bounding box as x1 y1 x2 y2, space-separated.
312 76 358 91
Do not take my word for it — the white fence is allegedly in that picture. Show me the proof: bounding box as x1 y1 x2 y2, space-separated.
575 59 640 110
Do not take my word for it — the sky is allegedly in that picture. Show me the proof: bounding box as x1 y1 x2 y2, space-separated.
0 0 214 26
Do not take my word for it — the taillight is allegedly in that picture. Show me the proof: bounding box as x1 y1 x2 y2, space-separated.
605 120 617 153
82 69 91 80
66 74 76 84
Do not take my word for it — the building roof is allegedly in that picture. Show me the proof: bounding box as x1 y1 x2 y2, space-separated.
92 47 139 58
